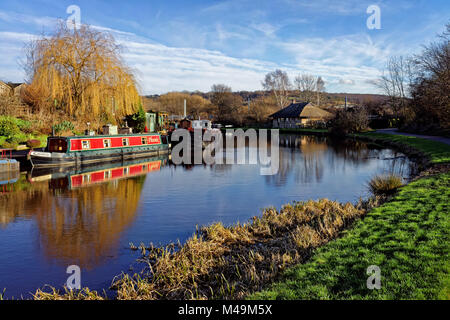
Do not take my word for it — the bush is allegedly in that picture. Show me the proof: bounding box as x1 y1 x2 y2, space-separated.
329 108 370 136
17 119 33 134
368 174 403 196
53 121 75 135
125 106 146 133
0 116 21 137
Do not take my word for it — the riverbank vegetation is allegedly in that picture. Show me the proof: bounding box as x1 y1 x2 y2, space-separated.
0 116 47 149
252 172 449 300
368 174 403 196
34 199 368 300
250 133 450 300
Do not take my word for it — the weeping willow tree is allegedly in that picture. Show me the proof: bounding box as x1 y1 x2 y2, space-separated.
23 23 141 122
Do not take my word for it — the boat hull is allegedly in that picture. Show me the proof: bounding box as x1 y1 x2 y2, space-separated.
31 145 169 168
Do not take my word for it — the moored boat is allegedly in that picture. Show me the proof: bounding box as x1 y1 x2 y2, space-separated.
30 133 169 168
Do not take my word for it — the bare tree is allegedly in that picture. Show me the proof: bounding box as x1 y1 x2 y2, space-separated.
316 76 325 106
210 84 242 123
377 56 413 118
409 23 450 131
262 69 291 109
294 74 316 102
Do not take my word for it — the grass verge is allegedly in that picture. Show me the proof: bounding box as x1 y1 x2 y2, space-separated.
251 172 450 299
251 132 450 300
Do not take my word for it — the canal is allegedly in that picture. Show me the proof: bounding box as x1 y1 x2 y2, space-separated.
0 135 415 298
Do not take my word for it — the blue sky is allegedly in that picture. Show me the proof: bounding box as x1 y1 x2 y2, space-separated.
0 0 449 94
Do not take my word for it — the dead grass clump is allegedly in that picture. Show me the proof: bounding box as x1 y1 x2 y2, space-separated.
34 286 105 300
369 174 403 196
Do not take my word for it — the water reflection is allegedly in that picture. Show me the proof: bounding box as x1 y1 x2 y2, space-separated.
266 135 414 187
0 157 168 269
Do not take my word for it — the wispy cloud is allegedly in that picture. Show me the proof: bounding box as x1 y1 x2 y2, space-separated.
250 23 280 38
0 26 389 94
0 10 55 27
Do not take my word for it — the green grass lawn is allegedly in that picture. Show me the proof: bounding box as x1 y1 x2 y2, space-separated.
251 133 450 300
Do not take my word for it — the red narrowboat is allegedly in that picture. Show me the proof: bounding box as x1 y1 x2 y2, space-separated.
30 133 169 168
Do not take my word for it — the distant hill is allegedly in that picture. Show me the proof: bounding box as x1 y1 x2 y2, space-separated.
325 93 388 105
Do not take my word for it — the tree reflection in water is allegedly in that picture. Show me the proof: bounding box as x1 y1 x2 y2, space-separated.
265 135 414 187
0 160 163 269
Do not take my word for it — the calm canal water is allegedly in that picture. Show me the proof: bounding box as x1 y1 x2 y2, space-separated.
0 135 415 298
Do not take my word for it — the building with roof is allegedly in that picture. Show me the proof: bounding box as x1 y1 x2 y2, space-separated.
269 102 333 128
0 81 12 97
9 83 27 97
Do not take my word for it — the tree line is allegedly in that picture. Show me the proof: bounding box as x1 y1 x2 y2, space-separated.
377 23 449 135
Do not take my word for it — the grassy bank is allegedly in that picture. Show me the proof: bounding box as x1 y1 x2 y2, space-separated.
251 133 450 300
252 172 449 299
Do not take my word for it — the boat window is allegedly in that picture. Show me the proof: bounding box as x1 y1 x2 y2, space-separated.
103 139 111 148
141 137 147 145
122 138 129 146
81 140 90 150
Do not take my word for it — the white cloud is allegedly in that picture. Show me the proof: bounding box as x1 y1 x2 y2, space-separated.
339 79 355 85
119 39 278 94
0 28 386 94
0 7 389 94
279 33 389 92
116 32 389 94
282 0 370 15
